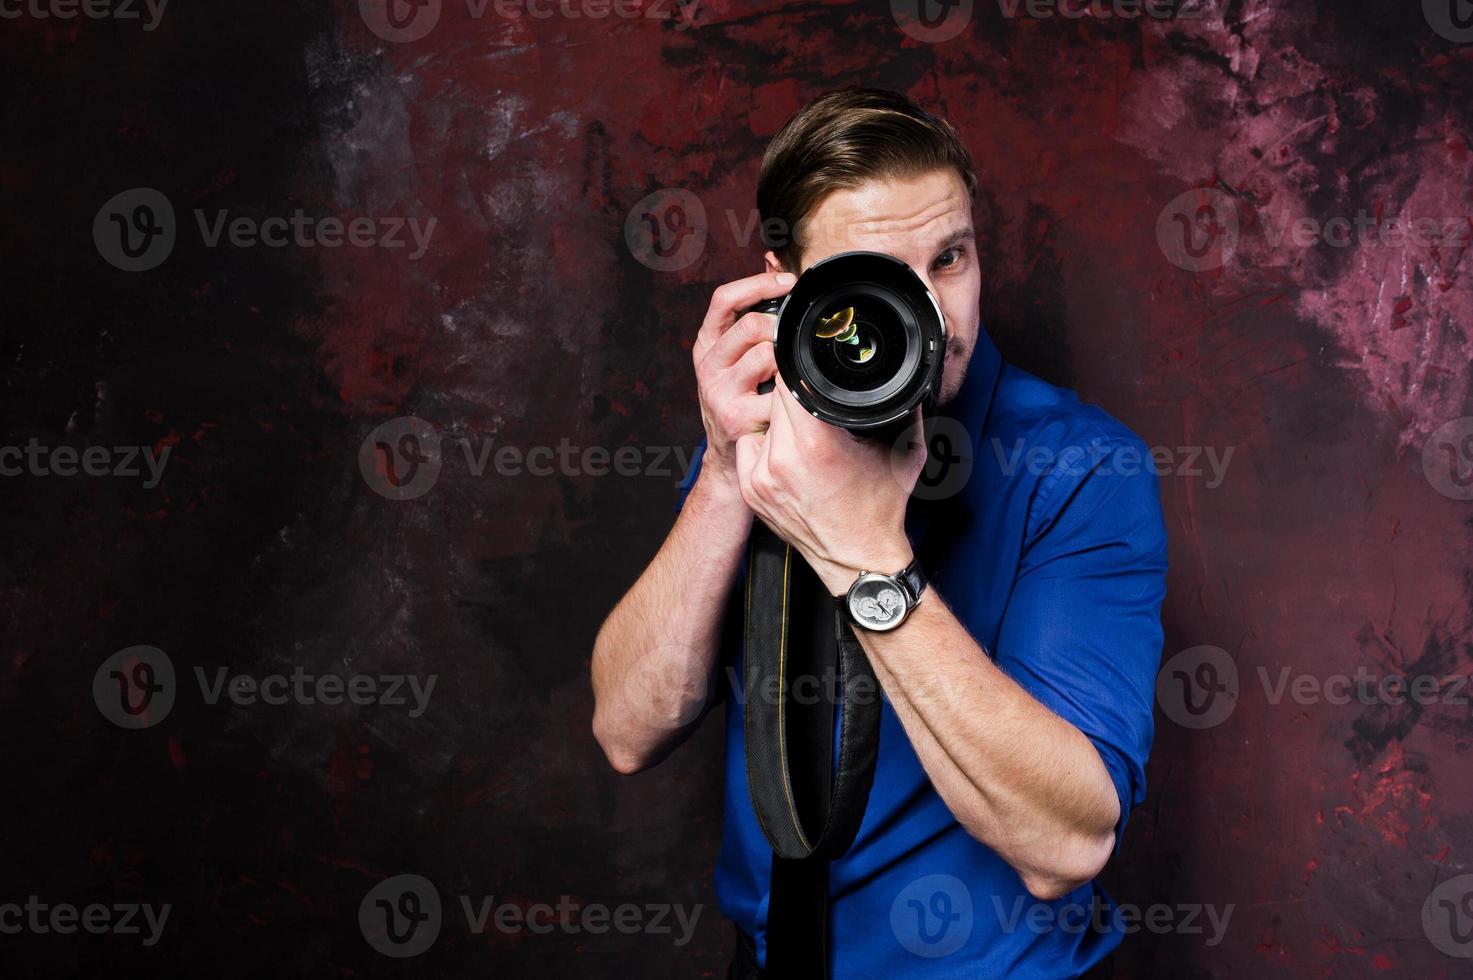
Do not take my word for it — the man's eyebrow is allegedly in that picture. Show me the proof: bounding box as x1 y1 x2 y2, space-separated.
931 227 976 254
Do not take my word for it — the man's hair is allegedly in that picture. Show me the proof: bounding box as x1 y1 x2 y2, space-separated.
757 88 977 273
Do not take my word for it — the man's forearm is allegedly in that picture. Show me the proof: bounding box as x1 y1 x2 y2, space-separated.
591 469 751 774
853 594 1120 900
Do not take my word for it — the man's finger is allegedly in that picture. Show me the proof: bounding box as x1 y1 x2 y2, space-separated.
694 271 796 358
725 337 777 390
771 374 826 451
765 374 798 456
716 391 774 435
701 312 776 375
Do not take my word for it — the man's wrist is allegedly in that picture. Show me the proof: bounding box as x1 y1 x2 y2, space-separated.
688 459 751 521
810 536 915 596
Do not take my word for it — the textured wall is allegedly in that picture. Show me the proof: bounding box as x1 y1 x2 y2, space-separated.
4 0 1471 976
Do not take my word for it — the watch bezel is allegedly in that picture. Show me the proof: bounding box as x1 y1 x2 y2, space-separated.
844 571 912 632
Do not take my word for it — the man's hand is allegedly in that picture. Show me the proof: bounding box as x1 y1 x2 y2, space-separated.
734 381 927 595
692 271 796 502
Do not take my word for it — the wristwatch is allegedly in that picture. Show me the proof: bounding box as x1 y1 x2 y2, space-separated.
837 559 928 632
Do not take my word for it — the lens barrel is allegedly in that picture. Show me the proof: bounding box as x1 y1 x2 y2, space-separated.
762 251 946 433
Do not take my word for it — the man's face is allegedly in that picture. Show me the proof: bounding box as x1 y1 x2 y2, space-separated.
768 168 981 404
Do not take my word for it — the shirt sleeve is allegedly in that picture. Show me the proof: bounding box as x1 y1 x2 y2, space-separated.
992 437 1168 848
675 438 707 513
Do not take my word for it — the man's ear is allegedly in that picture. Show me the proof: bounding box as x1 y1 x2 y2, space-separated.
763 250 786 275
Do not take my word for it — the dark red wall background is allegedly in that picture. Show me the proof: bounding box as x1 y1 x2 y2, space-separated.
4 0 1471 976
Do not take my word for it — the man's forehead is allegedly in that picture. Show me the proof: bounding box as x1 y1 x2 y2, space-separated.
804 171 974 256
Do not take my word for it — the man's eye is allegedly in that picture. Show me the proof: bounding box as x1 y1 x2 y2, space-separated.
933 247 965 271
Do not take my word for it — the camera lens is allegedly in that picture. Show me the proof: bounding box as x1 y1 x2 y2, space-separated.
772 251 945 433
808 297 907 393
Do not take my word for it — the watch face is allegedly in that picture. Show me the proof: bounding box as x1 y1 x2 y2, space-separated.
847 574 908 631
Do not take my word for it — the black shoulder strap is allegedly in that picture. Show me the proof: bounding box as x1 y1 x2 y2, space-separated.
744 521 882 977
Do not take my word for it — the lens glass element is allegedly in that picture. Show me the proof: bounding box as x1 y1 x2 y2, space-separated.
808 297 905 392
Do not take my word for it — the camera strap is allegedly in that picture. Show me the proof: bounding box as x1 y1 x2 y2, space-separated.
744 522 881 977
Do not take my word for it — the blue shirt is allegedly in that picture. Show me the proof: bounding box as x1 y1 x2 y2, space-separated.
675 327 1167 978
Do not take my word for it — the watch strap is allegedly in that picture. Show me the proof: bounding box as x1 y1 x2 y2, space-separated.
896 558 927 606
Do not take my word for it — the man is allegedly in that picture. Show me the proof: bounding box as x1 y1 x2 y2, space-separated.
592 88 1167 978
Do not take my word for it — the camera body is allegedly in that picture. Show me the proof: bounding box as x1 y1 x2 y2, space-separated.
750 251 946 435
